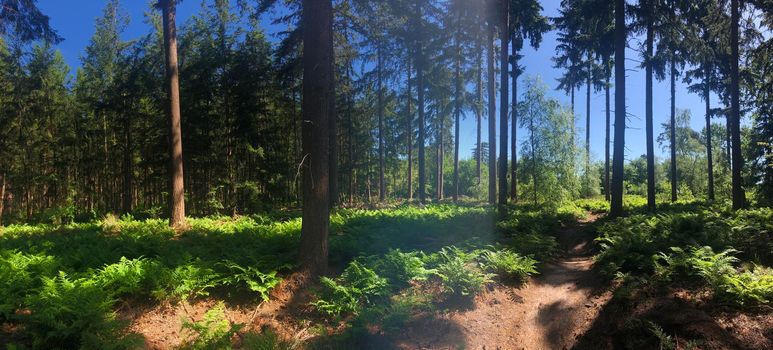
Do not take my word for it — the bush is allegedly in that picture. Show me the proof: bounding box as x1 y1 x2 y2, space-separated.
433 247 491 298
312 261 389 317
479 248 538 283
23 272 139 349
92 257 163 298
0 250 56 319
218 261 281 302
365 249 431 289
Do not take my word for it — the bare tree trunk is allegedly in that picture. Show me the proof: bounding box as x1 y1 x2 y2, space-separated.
0 172 5 225
729 0 746 209
604 58 611 201
407 57 413 201
498 4 509 216
510 44 518 202
586 55 591 176
160 0 186 228
416 0 426 204
329 15 338 208
487 22 497 204
704 68 715 201
299 0 333 276
670 60 677 202
646 14 656 211
476 33 483 188
453 23 461 202
437 125 443 201
378 45 385 202
611 0 626 217
123 112 133 214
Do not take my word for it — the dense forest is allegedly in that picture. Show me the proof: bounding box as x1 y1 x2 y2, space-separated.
0 0 771 349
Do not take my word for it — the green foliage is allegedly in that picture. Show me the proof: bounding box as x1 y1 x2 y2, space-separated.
180 302 242 350
433 247 492 298
23 272 139 350
574 198 610 213
218 261 281 302
365 249 432 288
92 257 161 298
479 248 538 283
158 262 221 300
0 250 56 319
312 261 389 317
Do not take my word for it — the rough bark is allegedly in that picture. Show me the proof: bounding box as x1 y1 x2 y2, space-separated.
705 69 715 201
453 20 461 202
487 22 497 205
670 60 677 202
160 0 186 228
510 44 518 202
604 58 611 201
498 4 509 215
476 34 483 187
378 46 385 202
299 0 333 276
646 15 656 211
730 0 746 209
611 0 626 217
416 1 426 204
407 57 413 200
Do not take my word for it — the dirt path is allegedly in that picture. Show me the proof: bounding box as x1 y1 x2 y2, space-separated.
394 214 612 350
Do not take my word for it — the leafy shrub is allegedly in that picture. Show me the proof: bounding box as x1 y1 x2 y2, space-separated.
312 261 388 317
479 248 538 283
23 272 139 349
0 250 56 319
433 247 491 298
155 261 220 300
507 232 558 260
180 302 242 350
574 198 609 213
92 257 163 298
365 249 431 288
218 261 281 302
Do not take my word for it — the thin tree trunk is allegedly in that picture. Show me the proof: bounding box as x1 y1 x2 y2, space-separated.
729 0 745 209
453 22 461 202
407 57 413 201
646 15 656 211
611 0 626 217
123 112 133 214
299 0 333 276
416 1 426 204
160 0 186 228
704 68 715 201
378 45 385 202
498 4 509 215
476 33 483 188
0 172 5 225
487 22 497 204
510 45 518 202
586 55 591 176
670 60 677 202
604 57 611 201
437 124 443 201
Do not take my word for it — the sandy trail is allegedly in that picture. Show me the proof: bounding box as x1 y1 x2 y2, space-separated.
395 214 611 350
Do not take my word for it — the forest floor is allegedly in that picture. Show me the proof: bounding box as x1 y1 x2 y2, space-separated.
126 214 612 350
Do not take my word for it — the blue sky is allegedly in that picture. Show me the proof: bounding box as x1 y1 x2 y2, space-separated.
38 0 720 163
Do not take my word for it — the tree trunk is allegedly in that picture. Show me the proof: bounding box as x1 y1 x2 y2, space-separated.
510 45 518 202
123 112 133 214
730 0 745 209
498 4 509 215
611 0 626 217
670 60 677 202
586 55 591 175
407 57 413 201
0 172 5 225
416 1 426 204
487 22 497 204
704 69 715 201
453 22 461 202
476 34 483 188
646 15 656 211
299 0 333 277
329 15 338 208
437 124 443 201
378 45 385 202
160 0 186 228
604 57 611 201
